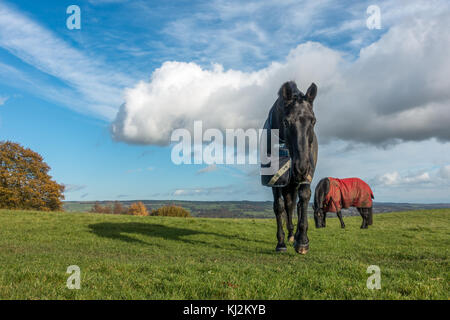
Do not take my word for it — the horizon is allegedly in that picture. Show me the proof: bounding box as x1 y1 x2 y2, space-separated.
63 199 450 205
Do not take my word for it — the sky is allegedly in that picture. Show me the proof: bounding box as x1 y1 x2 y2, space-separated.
0 0 449 203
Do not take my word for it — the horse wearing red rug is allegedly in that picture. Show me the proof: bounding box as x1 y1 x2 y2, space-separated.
313 177 374 229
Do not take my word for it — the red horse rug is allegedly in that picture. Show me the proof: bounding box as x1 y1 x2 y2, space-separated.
324 177 374 213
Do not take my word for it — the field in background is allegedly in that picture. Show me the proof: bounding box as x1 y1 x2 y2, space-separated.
0 208 448 299
64 200 450 218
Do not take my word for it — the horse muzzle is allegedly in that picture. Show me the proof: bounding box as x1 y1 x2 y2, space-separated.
293 173 313 185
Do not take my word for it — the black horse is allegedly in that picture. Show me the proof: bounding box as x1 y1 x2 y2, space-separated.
263 81 318 254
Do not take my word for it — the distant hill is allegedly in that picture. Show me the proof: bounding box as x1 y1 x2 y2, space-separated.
63 200 450 218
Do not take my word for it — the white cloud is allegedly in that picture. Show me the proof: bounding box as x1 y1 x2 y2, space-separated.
173 188 203 196
0 2 134 119
375 171 432 186
318 11 450 145
157 0 449 68
111 42 342 145
172 185 237 197
0 62 94 114
112 9 450 146
372 163 450 190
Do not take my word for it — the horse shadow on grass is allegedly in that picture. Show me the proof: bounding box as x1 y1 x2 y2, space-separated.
88 222 272 253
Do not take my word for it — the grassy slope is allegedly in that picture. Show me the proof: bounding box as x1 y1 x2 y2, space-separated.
0 209 448 299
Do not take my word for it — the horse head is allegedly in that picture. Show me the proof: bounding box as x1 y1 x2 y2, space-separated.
277 81 318 185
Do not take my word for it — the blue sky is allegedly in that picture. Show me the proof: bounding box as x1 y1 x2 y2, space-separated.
0 0 449 202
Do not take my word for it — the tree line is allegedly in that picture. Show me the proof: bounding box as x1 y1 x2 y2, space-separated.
91 201 190 217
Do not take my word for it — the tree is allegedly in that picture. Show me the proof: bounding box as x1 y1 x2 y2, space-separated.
91 202 105 213
102 204 112 214
91 202 102 213
0 141 65 211
113 201 125 214
90 202 114 214
151 205 191 217
128 202 149 216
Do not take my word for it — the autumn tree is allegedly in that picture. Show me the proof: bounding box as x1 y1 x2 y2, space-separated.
0 141 65 211
113 201 125 214
128 201 149 216
91 202 106 213
151 205 191 217
90 202 115 214
102 204 112 214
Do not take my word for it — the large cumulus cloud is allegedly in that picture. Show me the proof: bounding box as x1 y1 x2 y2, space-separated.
111 13 450 146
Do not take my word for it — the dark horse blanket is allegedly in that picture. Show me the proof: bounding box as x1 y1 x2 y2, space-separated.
260 107 292 187
324 177 374 212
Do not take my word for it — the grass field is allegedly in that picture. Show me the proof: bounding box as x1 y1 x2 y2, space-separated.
0 208 448 299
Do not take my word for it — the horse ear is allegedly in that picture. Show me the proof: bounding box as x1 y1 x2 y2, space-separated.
306 83 317 104
279 82 293 101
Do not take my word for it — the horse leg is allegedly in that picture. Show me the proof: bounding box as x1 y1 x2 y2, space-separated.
283 184 297 243
364 208 371 227
294 184 311 254
272 188 287 251
337 210 345 228
358 207 368 229
368 207 373 225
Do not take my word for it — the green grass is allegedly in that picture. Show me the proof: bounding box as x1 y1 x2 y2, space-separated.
0 208 448 299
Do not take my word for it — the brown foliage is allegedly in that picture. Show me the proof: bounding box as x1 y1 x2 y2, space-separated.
151 205 191 217
128 201 149 216
90 202 114 214
113 201 126 214
0 141 64 211
91 203 104 213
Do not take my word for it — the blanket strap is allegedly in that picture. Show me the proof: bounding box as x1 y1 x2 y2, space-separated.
268 159 291 186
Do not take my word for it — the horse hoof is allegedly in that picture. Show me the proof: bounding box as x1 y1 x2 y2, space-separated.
294 243 309 255
288 236 295 243
341 225 345 229
276 245 287 252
